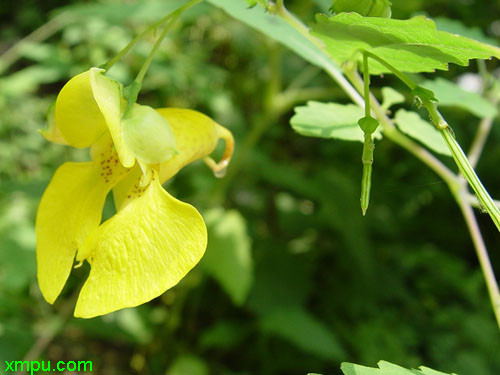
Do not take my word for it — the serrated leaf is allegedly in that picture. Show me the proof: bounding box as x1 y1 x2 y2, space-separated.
421 78 497 118
312 13 500 74
434 17 499 47
259 306 344 360
331 0 392 18
394 109 451 157
208 0 339 73
291 101 382 142
202 208 253 306
341 361 458 375
381 87 405 110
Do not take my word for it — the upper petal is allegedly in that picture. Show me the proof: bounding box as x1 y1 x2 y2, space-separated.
90 68 135 168
74 172 207 318
55 69 108 148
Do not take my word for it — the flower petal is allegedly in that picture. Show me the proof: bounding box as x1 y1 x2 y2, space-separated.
90 68 135 168
156 108 221 182
36 136 130 304
36 162 109 303
40 101 68 145
74 172 207 318
55 69 108 148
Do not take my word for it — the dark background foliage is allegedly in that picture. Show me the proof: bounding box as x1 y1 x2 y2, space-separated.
1 0 500 374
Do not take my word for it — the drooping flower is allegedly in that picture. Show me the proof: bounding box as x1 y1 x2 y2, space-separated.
36 68 234 318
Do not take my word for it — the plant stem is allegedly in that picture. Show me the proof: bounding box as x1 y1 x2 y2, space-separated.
357 50 500 232
345 69 458 187
101 0 202 72
270 0 365 107
456 194 500 329
363 53 371 118
122 0 202 117
269 0 500 330
468 116 494 169
423 101 500 232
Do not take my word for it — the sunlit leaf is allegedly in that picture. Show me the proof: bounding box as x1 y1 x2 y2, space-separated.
434 17 499 47
207 0 339 73
312 13 500 74
331 0 392 18
291 101 382 142
394 109 451 157
340 360 458 375
421 78 497 118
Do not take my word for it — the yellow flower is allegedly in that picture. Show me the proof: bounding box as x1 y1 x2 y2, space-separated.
36 68 234 318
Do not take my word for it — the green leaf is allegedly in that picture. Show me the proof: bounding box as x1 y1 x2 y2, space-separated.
381 87 405 110
259 306 344 360
207 0 339 73
167 355 209 375
312 13 500 74
202 208 253 306
331 0 392 18
291 101 382 142
434 17 499 47
394 109 451 157
341 361 458 375
244 0 268 8
421 78 497 118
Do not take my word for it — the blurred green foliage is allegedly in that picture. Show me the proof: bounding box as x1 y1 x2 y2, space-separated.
1 0 500 374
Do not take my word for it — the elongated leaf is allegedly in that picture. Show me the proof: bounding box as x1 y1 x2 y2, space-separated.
259 306 344 360
202 208 253 306
394 109 451 157
291 101 382 142
312 13 500 74
341 360 458 375
207 0 339 73
421 78 497 118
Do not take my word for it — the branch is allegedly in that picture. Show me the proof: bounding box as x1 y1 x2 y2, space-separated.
456 193 500 329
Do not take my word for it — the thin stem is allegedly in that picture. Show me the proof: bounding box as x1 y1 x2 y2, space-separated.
270 0 365 107
345 69 458 187
269 0 500 331
359 49 500 232
424 101 500 232
135 22 172 85
468 116 494 169
363 51 415 90
363 53 371 118
122 0 202 117
456 194 500 329
101 0 202 72
466 193 500 210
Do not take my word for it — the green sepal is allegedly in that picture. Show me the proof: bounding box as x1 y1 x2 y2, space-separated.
358 116 379 134
122 104 177 165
